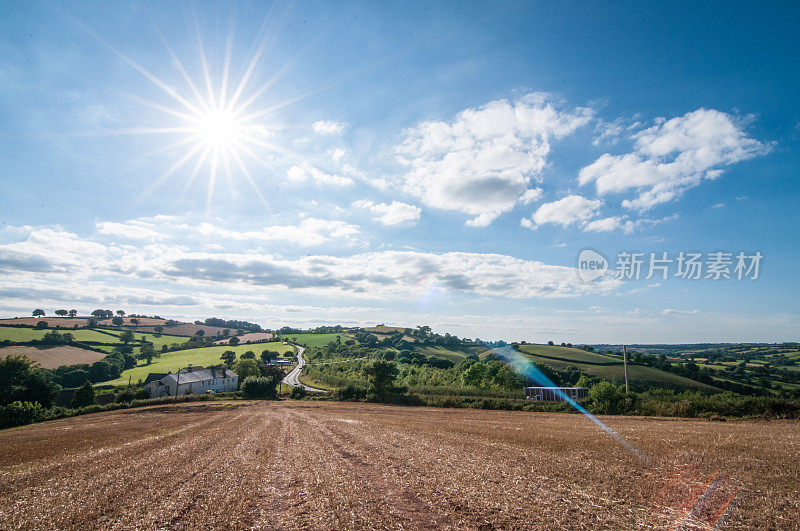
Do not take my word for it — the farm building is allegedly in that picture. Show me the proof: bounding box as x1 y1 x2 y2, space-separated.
143 365 238 398
525 387 588 402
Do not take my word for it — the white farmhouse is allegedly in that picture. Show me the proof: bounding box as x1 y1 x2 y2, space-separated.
143 365 238 398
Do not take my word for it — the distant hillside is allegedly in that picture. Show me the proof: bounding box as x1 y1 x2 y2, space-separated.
516 344 718 392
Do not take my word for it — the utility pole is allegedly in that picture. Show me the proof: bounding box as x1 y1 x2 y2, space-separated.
623 345 629 394
174 366 180 402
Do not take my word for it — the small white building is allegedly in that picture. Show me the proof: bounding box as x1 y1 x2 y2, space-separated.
524 387 588 402
144 365 238 398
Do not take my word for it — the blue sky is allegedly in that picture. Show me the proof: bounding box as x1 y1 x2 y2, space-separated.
0 1 798 342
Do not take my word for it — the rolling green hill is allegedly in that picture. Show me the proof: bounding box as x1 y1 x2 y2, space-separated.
516 344 718 392
101 343 295 386
279 333 356 348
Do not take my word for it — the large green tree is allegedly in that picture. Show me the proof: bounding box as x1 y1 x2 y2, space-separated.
71 381 96 408
363 360 399 395
0 355 57 407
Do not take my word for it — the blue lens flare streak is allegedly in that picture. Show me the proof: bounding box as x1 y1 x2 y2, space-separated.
493 346 647 462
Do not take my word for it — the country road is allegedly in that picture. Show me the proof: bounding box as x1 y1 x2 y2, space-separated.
282 345 325 392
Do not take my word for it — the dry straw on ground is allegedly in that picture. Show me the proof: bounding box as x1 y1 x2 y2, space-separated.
0 401 797 529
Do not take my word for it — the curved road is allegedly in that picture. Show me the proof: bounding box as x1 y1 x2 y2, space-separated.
282 345 326 393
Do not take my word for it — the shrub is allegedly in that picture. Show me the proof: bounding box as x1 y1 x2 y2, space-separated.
241 377 278 400
333 384 368 401
72 381 96 408
0 401 45 428
290 386 307 399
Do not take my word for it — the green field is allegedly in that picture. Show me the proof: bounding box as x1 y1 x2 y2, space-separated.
516 345 717 392
516 344 622 364
0 326 123 344
279 333 354 348
418 345 488 361
101 343 296 386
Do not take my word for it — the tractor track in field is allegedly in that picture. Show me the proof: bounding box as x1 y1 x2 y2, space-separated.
0 401 797 529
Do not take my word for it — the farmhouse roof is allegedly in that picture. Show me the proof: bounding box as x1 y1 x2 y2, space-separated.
143 373 168 385
160 366 237 385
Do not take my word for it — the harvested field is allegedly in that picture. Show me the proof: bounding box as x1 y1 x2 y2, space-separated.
0 402 798 529
136 323 240 337
0 317 90 328
0 345 105 368
214 332 275 344
98 317 167 327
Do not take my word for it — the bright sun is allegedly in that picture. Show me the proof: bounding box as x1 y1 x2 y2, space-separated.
195 110 240 149
104 20 301 211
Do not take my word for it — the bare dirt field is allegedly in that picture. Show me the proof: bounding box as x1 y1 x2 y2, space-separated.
0 317 90 328
0 345 105 369
214 332 275 345
0 401 797 529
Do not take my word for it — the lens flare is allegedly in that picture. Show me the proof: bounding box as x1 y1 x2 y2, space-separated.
492 345 648 462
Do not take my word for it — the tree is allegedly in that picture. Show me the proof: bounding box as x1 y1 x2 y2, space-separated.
241 351 255 359
130 318 140 325
154 325 163 334
32 309 45 318
55 309 68 317
588 382 630 415
71 381 95 408
195 329 205 337
462 363 488 388
88 360 118 382
0 355 57 407
112 316 124 326
139 343 157 365
221 350 237 367
228 336 240 346
116 310 125 317
236 359 261 381
547 341 555 346
363 360 398 396
68 309 78 317
35 320 48 329
91 309 106 319
119 330 135 344
261 350 277 363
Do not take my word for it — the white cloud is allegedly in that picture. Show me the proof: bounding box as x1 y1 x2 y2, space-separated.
527 195 602 228
352 200 421 225
583 214 678 234
583 216 630 233
286 164 354 186
332 148 346 162
661 308 700 316
579 109 769 210
96 221 164 241
519 187 543 204
396 93 593 226
0 225 621 305
312 120 345 135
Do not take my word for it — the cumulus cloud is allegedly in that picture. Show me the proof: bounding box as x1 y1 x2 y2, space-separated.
579 109 770 210
352 200 421 226
0 225 621 307
395 93 593 226
286 163 354 186
312 120 345 135
162 250 619 299
525 195 602 228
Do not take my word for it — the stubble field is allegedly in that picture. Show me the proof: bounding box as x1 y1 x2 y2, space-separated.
0 401 797 529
